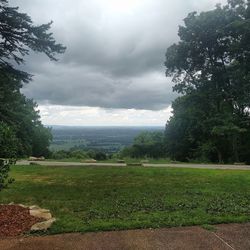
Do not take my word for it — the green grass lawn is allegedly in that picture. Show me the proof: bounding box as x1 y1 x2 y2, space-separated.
0 165 249 234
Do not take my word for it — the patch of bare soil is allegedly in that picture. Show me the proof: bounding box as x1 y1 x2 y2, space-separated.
0 205 41 237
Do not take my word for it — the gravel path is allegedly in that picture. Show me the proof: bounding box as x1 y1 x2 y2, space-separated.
16 160 250 170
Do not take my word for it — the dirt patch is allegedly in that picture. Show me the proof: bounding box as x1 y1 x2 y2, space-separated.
0 205 42 237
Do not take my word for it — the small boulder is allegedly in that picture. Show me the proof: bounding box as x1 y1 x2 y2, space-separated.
28 157 37 161
30 218 56 231
30 208 52 220
28 156 45 161
18 204 28 208
29 205 40 210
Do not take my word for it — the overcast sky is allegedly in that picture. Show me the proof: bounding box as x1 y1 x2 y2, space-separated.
10 0 226 126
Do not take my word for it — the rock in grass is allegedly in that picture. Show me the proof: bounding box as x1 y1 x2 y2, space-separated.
28 156 45 161
18 204 28 208
82 159 97 163
30 218 56 231
29 205 40 210
30 208 52 220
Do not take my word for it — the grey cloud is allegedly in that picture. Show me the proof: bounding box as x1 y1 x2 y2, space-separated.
12 0 226 110
22 63 176 109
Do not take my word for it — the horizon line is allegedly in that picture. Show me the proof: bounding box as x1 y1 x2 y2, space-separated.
45 124 165 128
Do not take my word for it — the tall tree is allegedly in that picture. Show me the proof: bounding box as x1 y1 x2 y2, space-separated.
165 0 250 163
0 0 66 158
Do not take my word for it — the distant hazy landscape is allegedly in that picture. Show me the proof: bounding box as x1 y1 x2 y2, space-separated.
50 126 164 153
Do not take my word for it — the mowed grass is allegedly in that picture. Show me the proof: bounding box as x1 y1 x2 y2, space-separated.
0 165 250 234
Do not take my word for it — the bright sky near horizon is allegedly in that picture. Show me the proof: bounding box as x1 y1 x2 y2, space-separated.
10 0 226 126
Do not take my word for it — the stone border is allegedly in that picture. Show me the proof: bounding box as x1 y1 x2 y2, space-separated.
9 203 56 231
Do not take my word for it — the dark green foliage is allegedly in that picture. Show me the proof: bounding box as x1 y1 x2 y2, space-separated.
0 121 17 191
51 150 70 160
0 122 17 158
50 149 107 161
165 0 250 163
0 81 53 157
0 159 15 190
32 125 53 157
88 150 107 161
69 150 88 159
0 70 53 158
121 131 166 158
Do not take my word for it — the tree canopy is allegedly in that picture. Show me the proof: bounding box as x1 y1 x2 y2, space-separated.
164 0 250 163
121 131 166 159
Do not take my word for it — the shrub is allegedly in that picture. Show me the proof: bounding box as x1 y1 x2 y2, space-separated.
51 150 69 159
86 150 107 161
0 159 15 191
0 122 18 158
69 150 88 159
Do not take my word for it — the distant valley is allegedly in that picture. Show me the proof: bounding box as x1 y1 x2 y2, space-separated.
50 126 164 153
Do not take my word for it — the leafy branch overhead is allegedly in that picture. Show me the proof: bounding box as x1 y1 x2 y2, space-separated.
0 159 15 190
0 0 66 82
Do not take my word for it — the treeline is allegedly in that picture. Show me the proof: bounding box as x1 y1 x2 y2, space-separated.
51 149 108 161
49 132 166 161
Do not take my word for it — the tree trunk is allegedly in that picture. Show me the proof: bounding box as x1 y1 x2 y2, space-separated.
232 134 239 163
217 150 223 163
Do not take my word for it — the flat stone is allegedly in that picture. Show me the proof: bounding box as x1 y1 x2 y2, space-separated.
30 218 56 231
18 204 28 208
28 156 45 161
82 159 97 163
29 205 40 210
30 209 52 220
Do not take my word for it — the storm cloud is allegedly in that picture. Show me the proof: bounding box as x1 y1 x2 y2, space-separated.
10 0 226 112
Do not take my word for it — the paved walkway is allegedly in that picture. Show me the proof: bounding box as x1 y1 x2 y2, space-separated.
17 160 250 170
0 223 249 250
